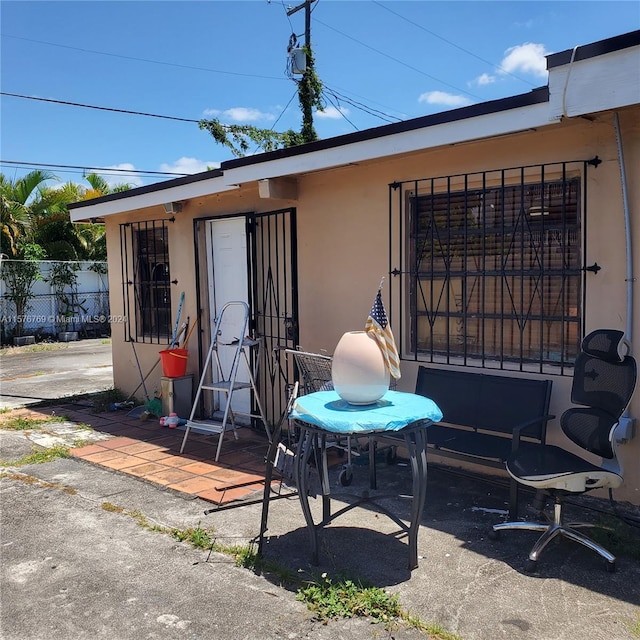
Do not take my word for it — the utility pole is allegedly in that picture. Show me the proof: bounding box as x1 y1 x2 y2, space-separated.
286 0 319 143
286 0 316 50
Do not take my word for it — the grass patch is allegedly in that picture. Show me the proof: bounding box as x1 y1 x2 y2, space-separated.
0 471 77 493
295 572 460 638
0 414 69 431
0 343 67 356
88 388 128 413
0 444 70 467
296 572 459 638
170 524 216 549
298 572 402 623
166 522 260 568
0 413 94 440
101 502 125 513
78 423 94 431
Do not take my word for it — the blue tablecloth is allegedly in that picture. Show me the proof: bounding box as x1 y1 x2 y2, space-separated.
289 390 443 434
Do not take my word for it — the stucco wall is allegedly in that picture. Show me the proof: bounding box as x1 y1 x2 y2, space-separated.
104 104 640 504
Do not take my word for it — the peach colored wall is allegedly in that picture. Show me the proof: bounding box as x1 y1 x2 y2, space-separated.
104 187 268 402
105 105 640 503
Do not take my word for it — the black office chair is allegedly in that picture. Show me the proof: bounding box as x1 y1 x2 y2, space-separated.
490 329 637 572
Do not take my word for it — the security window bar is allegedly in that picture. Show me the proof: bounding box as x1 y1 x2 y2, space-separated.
120 220 172 343
401 161 585 373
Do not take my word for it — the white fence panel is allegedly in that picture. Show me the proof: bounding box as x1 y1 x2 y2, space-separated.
0 260 110 341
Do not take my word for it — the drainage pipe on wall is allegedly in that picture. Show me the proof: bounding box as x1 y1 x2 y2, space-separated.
613 111 634 347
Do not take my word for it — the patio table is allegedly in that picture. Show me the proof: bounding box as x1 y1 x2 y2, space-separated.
289 389 443 570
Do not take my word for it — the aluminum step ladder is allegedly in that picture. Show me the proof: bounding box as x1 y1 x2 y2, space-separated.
180 301 271 461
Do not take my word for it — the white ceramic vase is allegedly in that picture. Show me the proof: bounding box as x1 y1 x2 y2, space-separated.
331 330 390 404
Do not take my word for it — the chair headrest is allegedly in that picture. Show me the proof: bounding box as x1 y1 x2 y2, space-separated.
582 329 629 363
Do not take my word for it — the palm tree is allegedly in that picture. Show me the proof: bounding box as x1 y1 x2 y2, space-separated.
29 181 85 260
82 173 133 199
0 170 56 257
28 174 130 261
75 223 107 261
1 170 132 261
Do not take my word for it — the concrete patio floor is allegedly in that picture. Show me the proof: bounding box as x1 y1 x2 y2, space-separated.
1 398 640 640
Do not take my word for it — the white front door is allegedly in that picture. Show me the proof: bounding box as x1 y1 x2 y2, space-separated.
206 218 251 416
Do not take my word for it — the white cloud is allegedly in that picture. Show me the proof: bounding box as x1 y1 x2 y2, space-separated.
418 91 471 107
159 157 220 175
201 107 275 122
475 73 496 86
499 43 549 78
99 164 143 188
315 105 350 119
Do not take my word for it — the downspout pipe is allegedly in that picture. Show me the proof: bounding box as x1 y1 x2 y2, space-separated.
613 111 635 448
613 111 634 347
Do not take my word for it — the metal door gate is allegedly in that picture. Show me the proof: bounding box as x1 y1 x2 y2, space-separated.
248 208 298 427
194 208 298 429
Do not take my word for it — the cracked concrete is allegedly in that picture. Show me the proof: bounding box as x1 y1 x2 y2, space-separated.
1 342 639 639
2 418 639 640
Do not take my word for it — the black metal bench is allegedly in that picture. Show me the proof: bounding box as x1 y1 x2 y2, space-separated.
412 365 554 518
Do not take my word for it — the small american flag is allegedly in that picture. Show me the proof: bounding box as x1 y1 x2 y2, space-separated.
365 288 401 379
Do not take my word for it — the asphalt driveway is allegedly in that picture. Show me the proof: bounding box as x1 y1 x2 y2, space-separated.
0 339 113 409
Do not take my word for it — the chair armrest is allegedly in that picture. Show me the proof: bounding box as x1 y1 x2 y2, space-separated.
511 414 556 452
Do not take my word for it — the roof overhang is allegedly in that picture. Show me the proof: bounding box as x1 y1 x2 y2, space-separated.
69 170 237 222
222 99 552 185
68 30 639 224
548 38 640 119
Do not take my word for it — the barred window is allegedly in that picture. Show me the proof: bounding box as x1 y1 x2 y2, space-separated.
397 162 587 373
120 220 172 343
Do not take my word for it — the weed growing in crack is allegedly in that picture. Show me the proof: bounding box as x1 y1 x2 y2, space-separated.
0 444 70 467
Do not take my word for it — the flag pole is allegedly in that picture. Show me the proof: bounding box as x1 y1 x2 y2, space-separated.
378 276 385 292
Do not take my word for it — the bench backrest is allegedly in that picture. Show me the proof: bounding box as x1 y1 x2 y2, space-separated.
416 366 552 441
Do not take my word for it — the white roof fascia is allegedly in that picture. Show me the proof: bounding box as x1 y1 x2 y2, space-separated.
548 45 640 120
221 101 554 185
69 176 238 222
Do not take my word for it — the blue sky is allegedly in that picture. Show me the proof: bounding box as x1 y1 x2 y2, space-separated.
1 1 638 189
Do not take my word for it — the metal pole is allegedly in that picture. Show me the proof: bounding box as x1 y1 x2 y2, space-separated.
286 0 316 49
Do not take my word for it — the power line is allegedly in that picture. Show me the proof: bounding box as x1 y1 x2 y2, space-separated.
0 160 187 177
270 89 300 132
250 89 299 155
322 85 400 123
1 92 200 123
5 31 408 131
314 17 482 100
320 90 359 131
3 21 440 146
371 1 537 87
2 34 287 82
323 82 407 120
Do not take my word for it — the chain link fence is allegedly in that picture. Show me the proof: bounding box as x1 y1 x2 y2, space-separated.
0 260 110 344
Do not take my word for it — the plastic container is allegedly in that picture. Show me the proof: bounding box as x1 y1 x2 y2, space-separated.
159 348 188 378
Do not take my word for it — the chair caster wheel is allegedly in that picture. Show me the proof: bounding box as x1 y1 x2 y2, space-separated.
605 560 616 573
339 468 353 486
524 559 538 573
488 528 500 541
